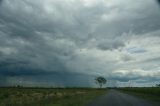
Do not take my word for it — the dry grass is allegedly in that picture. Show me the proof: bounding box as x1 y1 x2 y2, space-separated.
0 87 107 106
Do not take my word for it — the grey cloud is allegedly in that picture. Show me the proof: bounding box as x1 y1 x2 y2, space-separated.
144 57 160 63
108 71 160 83
0 0 160 87
120 54 133 62
127 47 147 54
97 39 125 50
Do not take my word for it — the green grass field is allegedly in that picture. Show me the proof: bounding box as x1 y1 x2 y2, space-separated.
119 87 160 105
0 87 107 106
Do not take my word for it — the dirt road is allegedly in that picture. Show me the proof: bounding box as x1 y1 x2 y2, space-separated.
87 90 157 106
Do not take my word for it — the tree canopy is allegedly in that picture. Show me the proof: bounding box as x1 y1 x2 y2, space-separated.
95 76 107 88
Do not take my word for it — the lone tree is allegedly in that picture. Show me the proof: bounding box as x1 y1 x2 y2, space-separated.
95 76 107 88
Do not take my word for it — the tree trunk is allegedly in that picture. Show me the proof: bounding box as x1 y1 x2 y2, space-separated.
100 83 102 88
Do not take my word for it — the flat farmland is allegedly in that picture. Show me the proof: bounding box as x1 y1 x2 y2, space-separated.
0 87 107 106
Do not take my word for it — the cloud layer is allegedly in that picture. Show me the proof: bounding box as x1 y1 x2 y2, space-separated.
0 0 160 87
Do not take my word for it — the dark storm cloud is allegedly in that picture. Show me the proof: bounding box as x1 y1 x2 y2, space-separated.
0 71 95 87
0 0 3 4
0 68 44 76
0 60 28 67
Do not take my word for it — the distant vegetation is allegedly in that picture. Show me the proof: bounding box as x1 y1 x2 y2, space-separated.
0 87 107 106
156 84 160 87
119 87 160 96
95 76 107 88
119 87 160 104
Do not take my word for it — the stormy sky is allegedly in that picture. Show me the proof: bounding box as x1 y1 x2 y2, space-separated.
0 0 160 87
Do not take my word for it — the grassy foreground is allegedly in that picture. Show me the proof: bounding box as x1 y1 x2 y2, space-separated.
0 87 107 106
119 87 160 105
